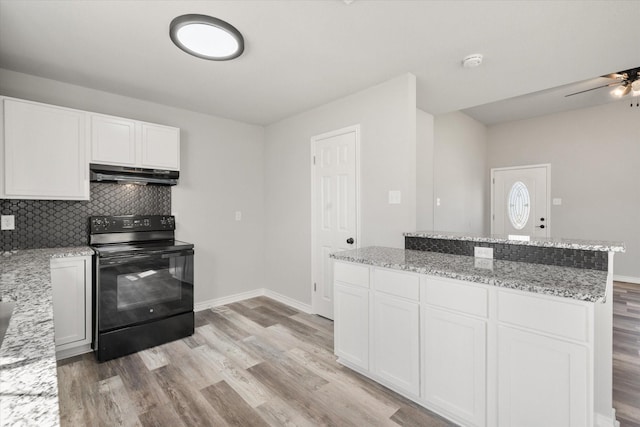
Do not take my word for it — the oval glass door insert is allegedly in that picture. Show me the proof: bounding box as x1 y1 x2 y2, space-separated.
508 181 530 230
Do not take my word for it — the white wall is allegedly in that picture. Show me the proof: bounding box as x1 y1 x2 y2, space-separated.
433 111 488 233
487 99 640 279
416 109 435 230
264 74 417 304
0 68 266 304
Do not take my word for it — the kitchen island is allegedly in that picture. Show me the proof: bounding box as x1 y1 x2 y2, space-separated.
0 247 94 427
331 234 624 427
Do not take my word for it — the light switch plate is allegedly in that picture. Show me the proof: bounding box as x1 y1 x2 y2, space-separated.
1 215 15 231
474 246 493 259
388 190 401 204
235 211 242 221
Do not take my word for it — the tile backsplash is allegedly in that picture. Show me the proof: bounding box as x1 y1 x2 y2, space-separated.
0 183 171 251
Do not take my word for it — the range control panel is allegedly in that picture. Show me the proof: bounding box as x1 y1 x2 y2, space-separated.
90 215 175 233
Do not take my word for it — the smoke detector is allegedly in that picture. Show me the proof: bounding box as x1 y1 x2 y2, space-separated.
462 54 483 68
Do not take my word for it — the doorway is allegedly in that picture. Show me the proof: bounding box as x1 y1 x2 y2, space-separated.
491 164 550 238
311 125 360 319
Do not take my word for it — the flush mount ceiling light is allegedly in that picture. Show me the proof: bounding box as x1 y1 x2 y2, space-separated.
170 14 244 61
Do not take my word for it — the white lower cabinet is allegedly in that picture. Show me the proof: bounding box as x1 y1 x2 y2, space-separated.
422 307 486 427
51 256 92 359
372 292 420 396
497 326 589 427
332 260 596 427
334 283 369 370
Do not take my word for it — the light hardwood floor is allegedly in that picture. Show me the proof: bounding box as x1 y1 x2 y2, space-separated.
58 283 640 427
57 296 455 426
613 281 640 427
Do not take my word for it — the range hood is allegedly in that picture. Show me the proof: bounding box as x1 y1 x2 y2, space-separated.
90 163 179 186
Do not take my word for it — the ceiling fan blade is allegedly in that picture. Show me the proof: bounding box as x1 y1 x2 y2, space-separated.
564 81 621 97
601 73 625 80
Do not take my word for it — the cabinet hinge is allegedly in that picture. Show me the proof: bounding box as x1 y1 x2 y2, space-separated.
313 155 316 165
314 282 317 291
492 178 495 184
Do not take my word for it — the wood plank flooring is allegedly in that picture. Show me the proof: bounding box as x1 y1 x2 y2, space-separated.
57 283 640 427
613 281 640 427
57 296 455 426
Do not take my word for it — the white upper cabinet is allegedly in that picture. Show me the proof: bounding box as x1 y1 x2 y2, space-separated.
91 114 180 170
91 115 136 166
1 97 89 200
140 123 180 169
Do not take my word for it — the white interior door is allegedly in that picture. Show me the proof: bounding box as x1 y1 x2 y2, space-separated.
492 165 550 238
312 126 359 319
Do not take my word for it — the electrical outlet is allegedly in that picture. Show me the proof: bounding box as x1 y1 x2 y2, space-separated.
1 215 15 231
474 246 493 259
235 211 242 221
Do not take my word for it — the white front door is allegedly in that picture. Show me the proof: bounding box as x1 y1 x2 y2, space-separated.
492 165 550 238
311 125 359 319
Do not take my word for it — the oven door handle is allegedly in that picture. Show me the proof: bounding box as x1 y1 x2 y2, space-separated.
100 254 155 266
99 249 194 266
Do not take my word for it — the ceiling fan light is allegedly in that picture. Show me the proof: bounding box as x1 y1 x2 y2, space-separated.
612 83 631 97
170 14 244 61
632 79 640 92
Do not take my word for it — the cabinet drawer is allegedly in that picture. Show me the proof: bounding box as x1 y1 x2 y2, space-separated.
425 277 488 318
497 290 591 342
334 262 370 288
374 268 419 301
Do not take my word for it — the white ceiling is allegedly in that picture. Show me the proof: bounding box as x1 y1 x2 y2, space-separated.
0 0 638 126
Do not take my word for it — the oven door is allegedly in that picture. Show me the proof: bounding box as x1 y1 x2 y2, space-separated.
97 249 194 332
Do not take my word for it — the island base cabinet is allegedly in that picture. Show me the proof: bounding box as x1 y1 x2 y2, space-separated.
334 283 369 370
497 326 590 427
51 256 92 359
371 294 420 396
422 307 486 427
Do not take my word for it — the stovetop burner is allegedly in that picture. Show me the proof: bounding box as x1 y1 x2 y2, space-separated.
89 215 193 254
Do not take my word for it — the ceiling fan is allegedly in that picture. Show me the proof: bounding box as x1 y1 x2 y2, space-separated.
565 66 640 98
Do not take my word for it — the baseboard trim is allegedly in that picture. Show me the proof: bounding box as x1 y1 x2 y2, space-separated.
613 275 640 285
263 289 313 314
595 408 620 427
194 288 313 314
194 289 264 311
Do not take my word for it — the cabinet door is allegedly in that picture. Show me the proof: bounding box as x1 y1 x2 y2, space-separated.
90 114 137 166
423 307 486 427
3 98 88 199
372 293 420 395
140 123 180 170
334 283 369 369
51 258 89 347
497 326 589 427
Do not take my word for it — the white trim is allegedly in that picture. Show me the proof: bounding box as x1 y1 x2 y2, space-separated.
594 408 620 427
491 163 551 237
194 288 313 314
310 124 361 317
612 275 640 285
264 289 313 313
194 289 264 311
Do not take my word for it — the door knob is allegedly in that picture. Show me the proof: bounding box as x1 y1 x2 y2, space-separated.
536 225 545 229
346 237 354 244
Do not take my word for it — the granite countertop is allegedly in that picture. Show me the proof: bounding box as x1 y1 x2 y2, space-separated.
404 230 626 253
331 246 609 302
0 247 94 427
